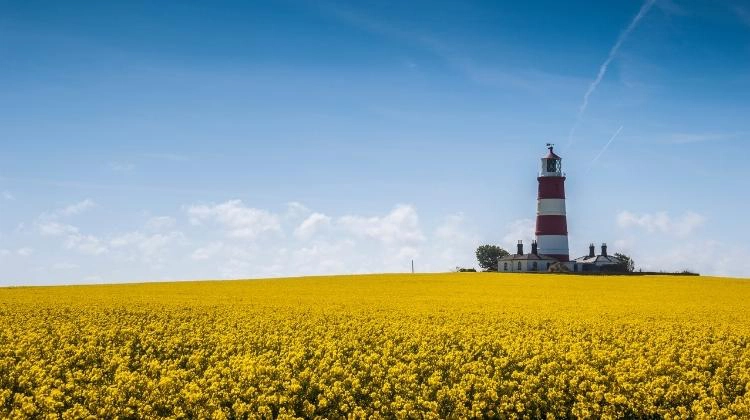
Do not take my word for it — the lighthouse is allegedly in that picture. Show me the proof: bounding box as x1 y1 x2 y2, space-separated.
535 145 570 262
498 145 627 273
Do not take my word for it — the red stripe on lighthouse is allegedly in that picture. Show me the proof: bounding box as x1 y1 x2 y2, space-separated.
537 177 566 199
535 215 568 235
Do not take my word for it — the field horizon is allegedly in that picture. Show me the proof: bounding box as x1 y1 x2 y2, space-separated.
2 270 743 290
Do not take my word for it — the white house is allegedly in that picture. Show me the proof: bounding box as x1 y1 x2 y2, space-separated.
573 243 622 272
498 241 559 272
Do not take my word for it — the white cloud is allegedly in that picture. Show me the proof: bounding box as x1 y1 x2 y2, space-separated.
23 200 192 278
110 231 185 262
188 242 268 278
2 191 14 201
285 202 311 219
630 239 750 278
395 246 419 260
110 232 144 248
22 199 740 283
137 232 185 256
28 199 107 255
186 203 468 277
613 237 635 252
65 234 108 255
34 199 96 232
617 211 705 237
338 204 425 245
434 213 468 241
37 221 79 236
191 241 225 261
34 205 109 255
0 249 11 257
429 213 480 270
60 199 96 216
35 202 184 259
145 216 176 231
289 240 354 275
17 247 33 257
611 211 750 276
187 200 281 239
185 204 429 277
502 218 535 250
294 213 331 240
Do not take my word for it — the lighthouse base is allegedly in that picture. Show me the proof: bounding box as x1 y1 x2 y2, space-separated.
536 235 569 262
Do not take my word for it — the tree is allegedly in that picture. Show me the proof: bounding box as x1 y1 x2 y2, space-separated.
614 252 635 273
476 245 509 272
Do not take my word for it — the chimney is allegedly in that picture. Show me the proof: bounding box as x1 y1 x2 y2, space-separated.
531 240 538 255
601 243 608 257
589 243 595 258
517 240 524 255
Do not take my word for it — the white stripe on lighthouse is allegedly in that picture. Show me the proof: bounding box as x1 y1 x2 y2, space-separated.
536 198 567 216
536 235 570 255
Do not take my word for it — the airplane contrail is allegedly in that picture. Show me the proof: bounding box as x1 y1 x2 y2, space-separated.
589 125 624 171
566 0 656 150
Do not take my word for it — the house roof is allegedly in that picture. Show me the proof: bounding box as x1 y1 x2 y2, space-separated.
574 255 620 264
500 253 559 262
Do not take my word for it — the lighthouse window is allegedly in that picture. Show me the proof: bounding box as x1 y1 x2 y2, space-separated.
546 159 558 172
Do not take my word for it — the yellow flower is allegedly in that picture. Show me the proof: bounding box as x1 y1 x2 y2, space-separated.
0 273 749 418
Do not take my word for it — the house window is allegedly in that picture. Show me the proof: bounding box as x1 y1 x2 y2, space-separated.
503 263 508 271
517 262 522 271
532 262 538 271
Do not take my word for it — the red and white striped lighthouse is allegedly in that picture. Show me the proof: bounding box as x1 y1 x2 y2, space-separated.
535 145 569 262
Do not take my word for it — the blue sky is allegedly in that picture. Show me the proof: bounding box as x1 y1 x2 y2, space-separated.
1 0 749 284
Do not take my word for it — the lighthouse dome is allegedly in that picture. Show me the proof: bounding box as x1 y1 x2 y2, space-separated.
544 147 561 160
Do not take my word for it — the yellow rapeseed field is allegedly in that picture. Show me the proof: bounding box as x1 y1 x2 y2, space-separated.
2 273 750 419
